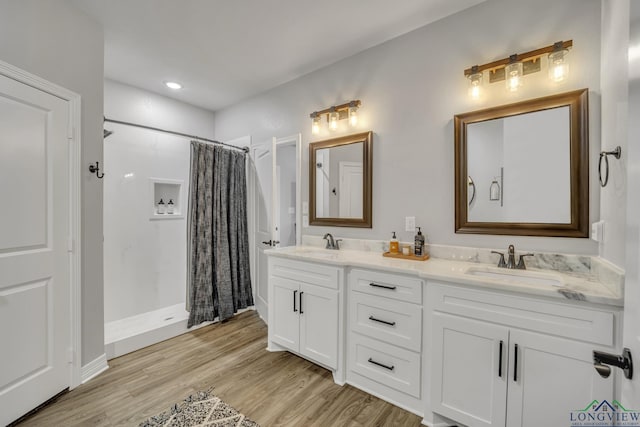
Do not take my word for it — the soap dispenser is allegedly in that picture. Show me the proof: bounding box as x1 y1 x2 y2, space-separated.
390 232 399 254
167 199 175 214
414 227 425 256
158 198 166 214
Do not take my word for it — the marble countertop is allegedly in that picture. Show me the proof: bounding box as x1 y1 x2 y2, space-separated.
265 246 623 307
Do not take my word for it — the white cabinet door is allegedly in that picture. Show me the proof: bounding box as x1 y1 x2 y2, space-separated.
299 282 338 369
506 329 614 427
270 277 300 351
432 313 509 427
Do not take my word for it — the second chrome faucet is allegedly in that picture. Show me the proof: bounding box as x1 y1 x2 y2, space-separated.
491 245 534 269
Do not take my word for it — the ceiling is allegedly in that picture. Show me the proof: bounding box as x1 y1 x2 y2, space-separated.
70 0 484 112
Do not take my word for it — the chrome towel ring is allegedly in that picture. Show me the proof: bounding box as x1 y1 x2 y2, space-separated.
598 146 621 187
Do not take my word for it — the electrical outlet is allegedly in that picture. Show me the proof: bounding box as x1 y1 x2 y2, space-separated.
302 215 309 227
591 220 605 242
405 216 416 232
302 202 309 215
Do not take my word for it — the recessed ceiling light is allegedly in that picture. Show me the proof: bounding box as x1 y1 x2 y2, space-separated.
165 81 182 90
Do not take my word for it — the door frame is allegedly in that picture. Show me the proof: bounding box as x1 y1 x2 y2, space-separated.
0 59 82 388
272 133 302 246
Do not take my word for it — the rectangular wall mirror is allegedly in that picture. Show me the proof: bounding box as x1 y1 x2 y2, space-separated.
455 89 589 237
309 131 373 227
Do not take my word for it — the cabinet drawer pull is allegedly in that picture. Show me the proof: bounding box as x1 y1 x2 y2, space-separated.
293 290 297 312
498 340 503 378
369 282 397 290
513 343 519 382
368 316 396 326
368 358 394 371
299 291 304 314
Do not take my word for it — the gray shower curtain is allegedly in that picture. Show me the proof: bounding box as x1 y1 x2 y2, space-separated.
187 141 253 328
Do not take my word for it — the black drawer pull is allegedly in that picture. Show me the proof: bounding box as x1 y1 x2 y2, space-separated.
513 343 519 382
498 340 503 378
368 316 396 326
293 290 297 312
299 291 304 314
369 282 397 290
368 358 394 371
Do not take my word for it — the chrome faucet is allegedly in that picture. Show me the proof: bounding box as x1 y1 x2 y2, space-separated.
323 233 342 250
491 245 534 269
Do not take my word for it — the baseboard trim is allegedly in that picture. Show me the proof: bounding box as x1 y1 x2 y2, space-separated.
81 353 109 384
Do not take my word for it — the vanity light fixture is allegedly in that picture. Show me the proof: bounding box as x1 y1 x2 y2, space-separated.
463 40 572 98
309 100 362 134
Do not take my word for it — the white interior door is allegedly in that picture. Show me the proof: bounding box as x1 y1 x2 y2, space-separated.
251 142 273 322
338 161 363 218
0 73 71 425
623 3 640 406
272 134 301 247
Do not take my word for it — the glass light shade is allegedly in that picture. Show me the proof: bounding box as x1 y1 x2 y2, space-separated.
311 116 321 134
505 61 523 92
329 110 339 131
468 72 483 100
348 106 358 127
548 49 569 82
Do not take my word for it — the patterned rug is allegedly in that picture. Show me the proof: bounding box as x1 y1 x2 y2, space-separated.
139 390 260 427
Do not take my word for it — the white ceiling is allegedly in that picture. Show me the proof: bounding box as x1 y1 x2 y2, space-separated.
70 0 484 112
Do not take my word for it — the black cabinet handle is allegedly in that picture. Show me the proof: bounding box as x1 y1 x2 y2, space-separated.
368 316 396 326
368 358 394 371
498 340 503 378
293 290 297 312
299 291 304 314
513 344 519 382
369 282 397 290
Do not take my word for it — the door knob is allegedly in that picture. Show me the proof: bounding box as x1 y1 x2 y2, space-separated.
262 240 272 246
593 348 633 379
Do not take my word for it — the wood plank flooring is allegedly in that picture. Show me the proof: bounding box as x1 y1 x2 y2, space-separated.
16 311 423 426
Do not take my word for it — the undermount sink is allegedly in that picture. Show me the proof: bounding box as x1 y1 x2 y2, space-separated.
465 266 563 287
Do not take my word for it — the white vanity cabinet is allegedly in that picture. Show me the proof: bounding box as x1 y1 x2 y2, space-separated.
347 268 424 414
429 282 619 427
267 257 343 374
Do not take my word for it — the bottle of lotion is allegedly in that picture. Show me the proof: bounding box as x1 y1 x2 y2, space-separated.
167 199 175 214
390 232 399 254
158 198 166 214
414 227 425 256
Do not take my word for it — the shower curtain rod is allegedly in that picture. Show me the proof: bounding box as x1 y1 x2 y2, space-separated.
103 117 250 153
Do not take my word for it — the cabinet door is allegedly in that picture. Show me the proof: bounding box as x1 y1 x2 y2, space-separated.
506 329 614 427
432 313 509 427
299 283 338 369
270 277 300 351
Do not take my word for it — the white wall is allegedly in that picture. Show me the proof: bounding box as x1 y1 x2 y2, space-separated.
214 0 602 255
103 79 215 322
599 1 630 267
0 0 105 365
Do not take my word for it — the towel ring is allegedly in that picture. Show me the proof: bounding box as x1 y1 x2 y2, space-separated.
598 146 621 187
468 176 476 205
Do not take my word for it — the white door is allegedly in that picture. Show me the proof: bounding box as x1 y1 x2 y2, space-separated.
431 313 508 427
338 161 363 218
0 74 71 425
250 142 272 321
271 134 301 248
269 277 300 350
506 329 614 427
299 283 338 369
623 2 640 405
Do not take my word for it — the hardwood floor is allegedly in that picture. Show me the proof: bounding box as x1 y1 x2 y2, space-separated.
16 311 423 426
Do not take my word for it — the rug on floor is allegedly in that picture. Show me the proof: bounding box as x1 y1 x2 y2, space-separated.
138 389 260 427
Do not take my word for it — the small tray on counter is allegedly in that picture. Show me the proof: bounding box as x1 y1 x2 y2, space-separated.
382 252 430 261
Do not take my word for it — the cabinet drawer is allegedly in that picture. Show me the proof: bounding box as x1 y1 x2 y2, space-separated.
350 268 422 303
269 257 341 289
350 291 422 352
349 333 421 398
429 282 615 346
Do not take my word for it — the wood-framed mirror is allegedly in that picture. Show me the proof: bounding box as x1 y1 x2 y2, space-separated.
309 131 373 227
455 89 589 237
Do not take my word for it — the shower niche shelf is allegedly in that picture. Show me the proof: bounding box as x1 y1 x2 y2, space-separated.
150 178 184 220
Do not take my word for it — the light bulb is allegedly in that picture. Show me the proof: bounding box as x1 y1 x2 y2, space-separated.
467 68 482 100
548 48 569 82
329 108 338 131
505 59 523 92
311 114 321 134
349 106 358 126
